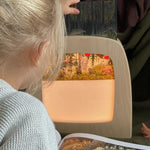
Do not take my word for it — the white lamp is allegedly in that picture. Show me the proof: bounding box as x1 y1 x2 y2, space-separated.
42 36 132 138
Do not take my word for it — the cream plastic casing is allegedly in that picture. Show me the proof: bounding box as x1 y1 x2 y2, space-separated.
42 36 132 138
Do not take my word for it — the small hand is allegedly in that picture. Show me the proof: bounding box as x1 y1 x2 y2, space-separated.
61 0 80 15
141 123 150 138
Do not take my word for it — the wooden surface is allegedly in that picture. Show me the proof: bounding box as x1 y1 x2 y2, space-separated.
41 36 132 138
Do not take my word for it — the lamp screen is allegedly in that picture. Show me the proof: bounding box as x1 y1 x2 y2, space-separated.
42 53 115 123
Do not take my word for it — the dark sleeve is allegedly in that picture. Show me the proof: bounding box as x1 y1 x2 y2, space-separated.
117 0 150 32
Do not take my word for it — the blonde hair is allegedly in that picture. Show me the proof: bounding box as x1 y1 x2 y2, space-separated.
0 0 66 94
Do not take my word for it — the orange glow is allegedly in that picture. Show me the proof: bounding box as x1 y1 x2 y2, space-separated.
42 80 115 123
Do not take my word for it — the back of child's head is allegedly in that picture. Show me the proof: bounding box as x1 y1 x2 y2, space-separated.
0 0 65 93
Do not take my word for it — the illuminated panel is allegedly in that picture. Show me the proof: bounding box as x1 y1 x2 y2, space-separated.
43 53 115 123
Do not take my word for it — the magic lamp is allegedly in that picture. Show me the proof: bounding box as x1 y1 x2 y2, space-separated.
42 36 132 138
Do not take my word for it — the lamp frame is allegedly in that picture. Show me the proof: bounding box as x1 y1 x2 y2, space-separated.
52 36 132 138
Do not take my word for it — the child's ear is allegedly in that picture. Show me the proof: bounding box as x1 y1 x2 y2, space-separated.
30 41 49 67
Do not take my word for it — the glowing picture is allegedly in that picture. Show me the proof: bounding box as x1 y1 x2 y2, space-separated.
58 53 114 80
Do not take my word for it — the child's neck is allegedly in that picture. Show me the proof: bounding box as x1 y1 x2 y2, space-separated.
0 64 28 91
0 75 21 90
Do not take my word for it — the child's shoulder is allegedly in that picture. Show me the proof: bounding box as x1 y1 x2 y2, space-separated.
0 89 54 131
13 90 46 112
0 89 48 118
0 88 56 147
0 79 49 120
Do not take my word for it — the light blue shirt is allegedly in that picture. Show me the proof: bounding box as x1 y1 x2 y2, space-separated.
0 79 58 150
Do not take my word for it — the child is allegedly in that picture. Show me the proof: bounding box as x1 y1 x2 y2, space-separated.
0 0 79 149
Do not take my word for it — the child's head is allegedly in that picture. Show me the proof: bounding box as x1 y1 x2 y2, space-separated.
0 0 65 93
